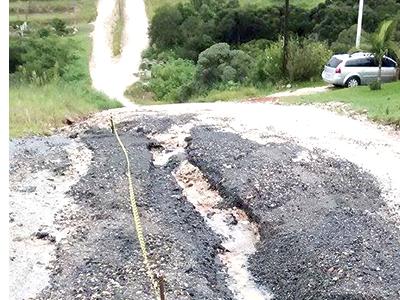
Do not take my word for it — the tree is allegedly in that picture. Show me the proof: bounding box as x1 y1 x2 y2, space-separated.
149 5 183 48
367 20 399 89
196 43 251 89
283 0 289 76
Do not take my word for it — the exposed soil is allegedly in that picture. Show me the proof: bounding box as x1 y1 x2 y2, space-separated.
9 103 400 299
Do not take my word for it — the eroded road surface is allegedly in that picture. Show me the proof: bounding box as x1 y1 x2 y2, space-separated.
10 102 400 299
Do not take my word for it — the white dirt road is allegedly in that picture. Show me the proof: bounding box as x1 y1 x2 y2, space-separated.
90 0 148 107
266 85 331 98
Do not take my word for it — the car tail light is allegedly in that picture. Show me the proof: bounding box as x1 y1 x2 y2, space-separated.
335 67 341 74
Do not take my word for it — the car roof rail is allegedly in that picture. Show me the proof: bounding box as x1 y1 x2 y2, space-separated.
349 52 372 58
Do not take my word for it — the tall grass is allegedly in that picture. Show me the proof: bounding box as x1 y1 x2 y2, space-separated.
9 82 120 137
9 2 122 138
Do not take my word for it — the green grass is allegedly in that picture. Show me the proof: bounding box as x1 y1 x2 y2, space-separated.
144 0 324 18
9 1 122 138
283 82 400 126
9 82 121 138
190 86 273 102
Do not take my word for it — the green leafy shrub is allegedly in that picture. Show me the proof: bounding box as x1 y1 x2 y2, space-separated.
286 37 332 82
196 43 251 89
125 82 154 101
369 80 381 90
251 37 331 84
149 58 196 102
50 18 72 36
9 35 79 83
260 40 285 84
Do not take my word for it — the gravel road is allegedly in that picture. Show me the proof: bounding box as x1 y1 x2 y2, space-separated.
9 102 400 299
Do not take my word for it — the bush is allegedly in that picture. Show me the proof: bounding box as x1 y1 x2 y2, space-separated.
260 40 285 84
149 58 196 102
125 82 154 101
286 37 332 82
50 18 72 36
9 35 79 83
369 80 381 90
196 43 252 89
251 37 331 84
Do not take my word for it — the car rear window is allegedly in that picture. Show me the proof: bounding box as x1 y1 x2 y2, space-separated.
326 57 342 68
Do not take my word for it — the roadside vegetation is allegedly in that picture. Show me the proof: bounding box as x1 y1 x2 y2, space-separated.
9 0 121 138
284 82 400 126
128 0 400 104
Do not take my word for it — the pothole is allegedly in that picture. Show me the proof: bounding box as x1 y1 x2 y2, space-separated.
148 123 193 166
148 125 272 300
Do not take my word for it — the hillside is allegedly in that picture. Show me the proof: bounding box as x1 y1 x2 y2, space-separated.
145 0 324 18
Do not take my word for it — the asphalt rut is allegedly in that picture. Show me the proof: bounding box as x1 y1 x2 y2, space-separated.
33 124 234 300
148 122 272 300
174 161 272 300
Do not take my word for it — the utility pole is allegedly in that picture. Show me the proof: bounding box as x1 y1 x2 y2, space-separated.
355 0 364 49
283 0 289 76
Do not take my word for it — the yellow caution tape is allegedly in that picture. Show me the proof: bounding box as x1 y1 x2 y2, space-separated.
110 117 160 300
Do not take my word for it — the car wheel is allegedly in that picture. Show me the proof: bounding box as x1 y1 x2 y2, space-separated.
346 77 360 88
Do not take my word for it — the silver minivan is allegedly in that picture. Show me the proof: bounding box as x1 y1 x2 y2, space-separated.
322 52 398 87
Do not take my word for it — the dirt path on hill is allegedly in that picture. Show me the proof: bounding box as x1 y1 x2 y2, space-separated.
89 0 148 107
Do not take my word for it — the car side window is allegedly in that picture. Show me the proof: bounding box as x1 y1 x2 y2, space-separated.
346 58 376 67
366 58 378 67
383 58 396 68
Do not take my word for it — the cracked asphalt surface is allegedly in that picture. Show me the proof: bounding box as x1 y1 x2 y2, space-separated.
9 106 400 300
187 127 400 299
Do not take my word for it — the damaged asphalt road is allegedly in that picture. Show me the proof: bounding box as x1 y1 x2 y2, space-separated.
9 109 400 300
37 123 233 300
187 126 400 299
